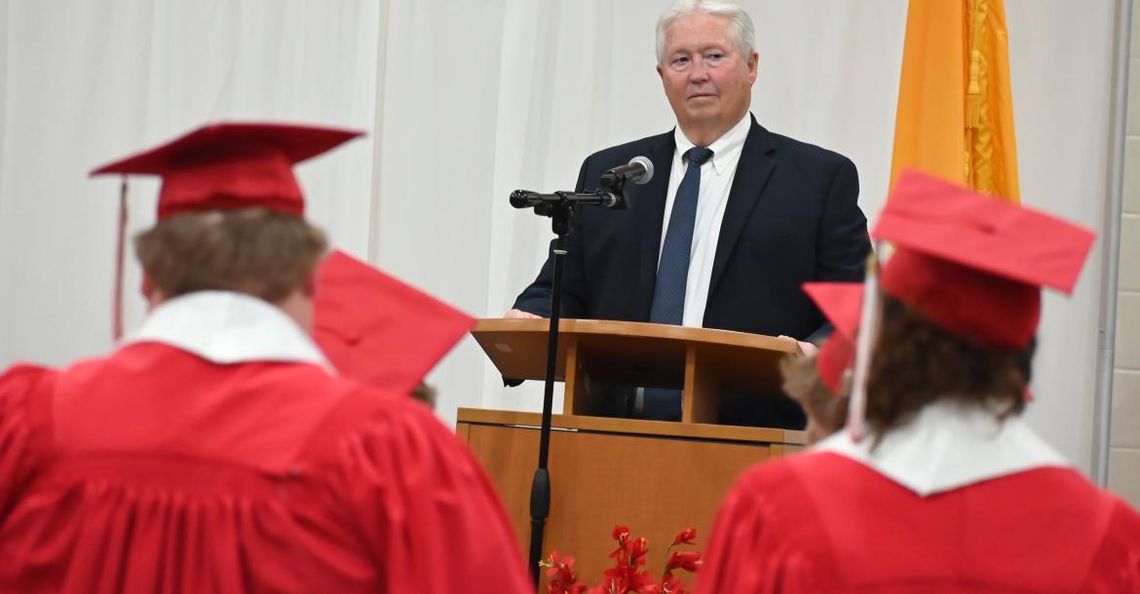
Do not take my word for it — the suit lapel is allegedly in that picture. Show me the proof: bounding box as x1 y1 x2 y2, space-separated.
708 118 778 298
634 132 676 318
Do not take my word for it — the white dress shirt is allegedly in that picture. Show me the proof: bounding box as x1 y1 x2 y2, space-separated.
660 113 752 327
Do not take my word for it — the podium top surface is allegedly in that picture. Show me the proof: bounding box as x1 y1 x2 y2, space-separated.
456 407 807 445
474 318 797 349
472 318 797 390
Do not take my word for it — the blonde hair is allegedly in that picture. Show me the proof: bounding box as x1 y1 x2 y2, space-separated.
135 208 328 303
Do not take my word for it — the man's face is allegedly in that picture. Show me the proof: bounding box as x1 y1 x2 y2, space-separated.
657 12 758 139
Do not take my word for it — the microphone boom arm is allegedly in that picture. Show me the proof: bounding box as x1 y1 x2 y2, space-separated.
510 189 625 212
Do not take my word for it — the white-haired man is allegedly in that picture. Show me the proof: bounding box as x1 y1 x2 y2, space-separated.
509 0 870 428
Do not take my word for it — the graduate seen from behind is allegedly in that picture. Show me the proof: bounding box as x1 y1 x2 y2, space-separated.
0 123 531 594
696 171 1140 593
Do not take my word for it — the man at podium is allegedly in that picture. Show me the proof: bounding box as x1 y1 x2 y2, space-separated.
507 0 870 428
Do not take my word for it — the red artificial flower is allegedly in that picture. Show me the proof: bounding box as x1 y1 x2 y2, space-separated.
629 537 650 567
629 570 660 594
601 532 657 593
666 551 703 573
553 524 703 594
671 528 697 546
661 573 687 594
608 524 634 562
545 550 586 594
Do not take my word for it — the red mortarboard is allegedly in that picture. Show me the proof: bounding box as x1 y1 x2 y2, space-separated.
872 171 1096 349
803 282 863 393
312 250 476 395
91 122 363 219
91 122 362 341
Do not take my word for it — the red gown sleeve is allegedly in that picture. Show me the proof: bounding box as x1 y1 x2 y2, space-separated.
323 396 532 594
0 365 52 520
1080 497 1140 593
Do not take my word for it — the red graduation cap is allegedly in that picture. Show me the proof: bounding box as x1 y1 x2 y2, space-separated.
799 172 1091 427
312 250 476 395
91 122 363 341
91 122 363 219
803 282 862 394
872 170 1096 349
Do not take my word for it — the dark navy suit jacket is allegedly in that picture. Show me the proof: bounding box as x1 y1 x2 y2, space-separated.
513 116 870 427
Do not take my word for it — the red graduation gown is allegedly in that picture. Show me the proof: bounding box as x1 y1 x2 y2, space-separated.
695 451 1140 593
0 343 531 593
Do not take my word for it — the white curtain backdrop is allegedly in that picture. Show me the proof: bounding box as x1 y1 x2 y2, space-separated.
0 0 1119 474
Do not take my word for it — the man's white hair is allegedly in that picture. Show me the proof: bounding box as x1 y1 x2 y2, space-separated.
655 0 756 64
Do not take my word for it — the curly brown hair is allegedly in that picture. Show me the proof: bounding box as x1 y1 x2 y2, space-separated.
864 295 1034 435
134 208 328 303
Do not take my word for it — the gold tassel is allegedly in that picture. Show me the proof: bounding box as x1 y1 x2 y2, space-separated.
965 0 994 192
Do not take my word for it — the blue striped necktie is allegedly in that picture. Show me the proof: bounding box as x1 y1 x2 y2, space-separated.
650 145 714 326
641 146 714 420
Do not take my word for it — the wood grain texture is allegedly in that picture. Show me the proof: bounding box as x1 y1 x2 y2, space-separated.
457 409 805 588
472 318 798 417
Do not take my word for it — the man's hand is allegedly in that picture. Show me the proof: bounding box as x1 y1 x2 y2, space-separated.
778 335 819 357
504 308 542 319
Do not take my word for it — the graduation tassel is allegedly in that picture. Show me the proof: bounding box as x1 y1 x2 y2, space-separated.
112 176 129 342
846 247 882 442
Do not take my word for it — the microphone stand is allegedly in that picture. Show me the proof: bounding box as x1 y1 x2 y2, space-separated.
510 188 625 587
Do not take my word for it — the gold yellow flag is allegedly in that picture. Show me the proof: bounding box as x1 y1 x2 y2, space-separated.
889 0 1020 202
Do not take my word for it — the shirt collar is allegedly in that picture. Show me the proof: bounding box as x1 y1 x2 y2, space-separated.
813 399 1069 496
122 290 335 373
673 112 751 176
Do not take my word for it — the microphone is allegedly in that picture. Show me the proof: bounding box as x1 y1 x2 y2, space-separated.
509 190 542 209
509 189 623 210
600 156 654 188
596 192 621 208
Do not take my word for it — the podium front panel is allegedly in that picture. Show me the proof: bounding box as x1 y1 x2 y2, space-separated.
456 409 803 588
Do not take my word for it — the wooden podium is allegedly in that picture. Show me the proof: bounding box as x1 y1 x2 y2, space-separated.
457 318 805 583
